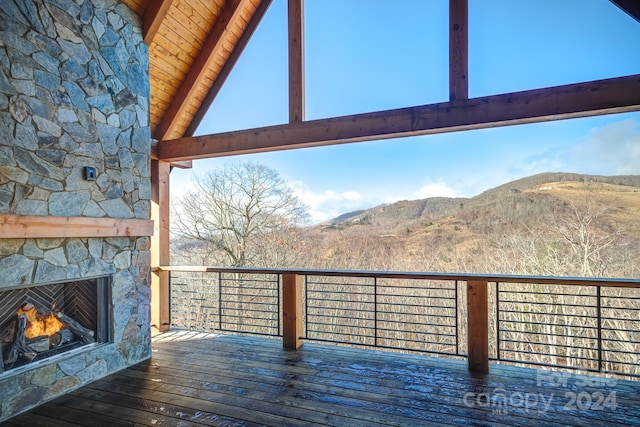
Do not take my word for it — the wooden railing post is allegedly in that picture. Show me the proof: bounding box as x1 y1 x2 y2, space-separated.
467 280 489 373
282 273 303 349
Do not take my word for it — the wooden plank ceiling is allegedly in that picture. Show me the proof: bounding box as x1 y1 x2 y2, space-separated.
121 0 266 141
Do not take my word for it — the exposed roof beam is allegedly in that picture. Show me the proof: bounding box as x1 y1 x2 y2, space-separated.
143 0 173 45
157 74 640 162
153 0 249 140
185 0 273 137
611 0 640 23
169 160 192 169
288 0 305 122
449 0 468 101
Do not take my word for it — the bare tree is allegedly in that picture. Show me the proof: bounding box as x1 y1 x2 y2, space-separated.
549 195 622 277
172 162 309 267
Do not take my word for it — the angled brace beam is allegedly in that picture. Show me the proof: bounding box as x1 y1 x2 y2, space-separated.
185 0 274 137
153 0 249 140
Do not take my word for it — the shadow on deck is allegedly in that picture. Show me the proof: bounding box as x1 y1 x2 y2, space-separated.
4 330 640 426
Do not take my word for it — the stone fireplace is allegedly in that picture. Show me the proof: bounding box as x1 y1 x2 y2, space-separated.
0 236 152 421
0 0 152 421
1 276 112 374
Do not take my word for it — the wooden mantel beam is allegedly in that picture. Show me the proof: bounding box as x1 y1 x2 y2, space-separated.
157 74 640 162
0 214 153 239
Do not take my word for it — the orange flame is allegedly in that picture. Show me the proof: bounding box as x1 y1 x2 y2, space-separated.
17 304 65 339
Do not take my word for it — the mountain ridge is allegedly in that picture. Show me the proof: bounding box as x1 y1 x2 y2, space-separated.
307 172 640 276
320 172 640 229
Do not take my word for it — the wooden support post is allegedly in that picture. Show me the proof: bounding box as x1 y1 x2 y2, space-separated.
467 280 489 373
288 0 305 123
282 273 303 349
449 0 468 101
151 160 171 332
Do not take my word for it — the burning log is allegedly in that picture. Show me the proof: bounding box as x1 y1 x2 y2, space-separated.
1 318 15 373
2 303 97 370
49 329 74 348
26 335 51 353
55 312 95 344
1 318 16 345
5 314 36 366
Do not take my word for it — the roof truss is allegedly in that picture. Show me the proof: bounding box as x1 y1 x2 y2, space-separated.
158 74 640 161
143 0 640 162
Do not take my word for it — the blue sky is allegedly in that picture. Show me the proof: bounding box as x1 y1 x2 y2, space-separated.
171 0 640 223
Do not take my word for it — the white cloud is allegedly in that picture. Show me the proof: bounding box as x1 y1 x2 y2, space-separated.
342 191 362 201
291 179 469 224
569 119 640 175
414 182 456 199
291 181 373 223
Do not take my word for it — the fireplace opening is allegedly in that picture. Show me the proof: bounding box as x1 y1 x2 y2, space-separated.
0 276 112 374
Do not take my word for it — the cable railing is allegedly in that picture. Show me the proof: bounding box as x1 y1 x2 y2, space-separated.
494 281 640 377
170 270 280 337
162 266 640 377
304 275 462 356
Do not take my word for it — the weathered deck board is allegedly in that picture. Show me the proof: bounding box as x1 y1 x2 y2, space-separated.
4 331 640 426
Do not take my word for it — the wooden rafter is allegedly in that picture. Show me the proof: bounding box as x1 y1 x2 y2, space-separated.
185 0 274 137
152 0 250 141
143 0 173 45
449 0 468 101
288 0 305 123
157 74 640 162
611 0 640 23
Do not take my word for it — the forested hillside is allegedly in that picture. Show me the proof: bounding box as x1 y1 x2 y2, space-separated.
300 173 640 278
172 172 640 279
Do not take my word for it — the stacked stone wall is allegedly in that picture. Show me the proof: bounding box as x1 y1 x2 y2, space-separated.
0 0 152 420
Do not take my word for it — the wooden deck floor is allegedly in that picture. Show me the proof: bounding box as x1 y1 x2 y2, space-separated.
3 330 640 426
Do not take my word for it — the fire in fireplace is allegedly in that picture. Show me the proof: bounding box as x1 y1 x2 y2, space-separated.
0 277 112 374
19 303 65 339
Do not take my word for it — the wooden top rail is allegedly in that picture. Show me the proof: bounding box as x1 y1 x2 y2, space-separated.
158 266 640 288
